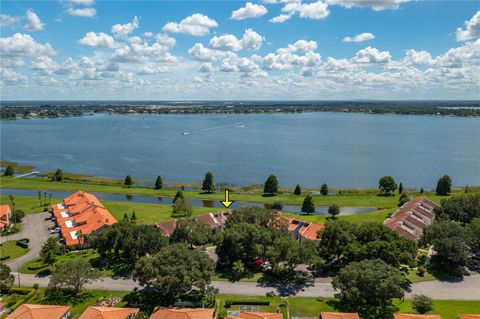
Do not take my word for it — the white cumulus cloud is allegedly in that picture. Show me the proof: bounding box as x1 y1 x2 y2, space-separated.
269 14 292 23
456 11 480 42
343 32 375 43
0 33 55 56
112 16 140 40
24 9 44 31
327 0 411 11
354 46 391 63
231 2 268 20
163 13 218 36
79 32 118 48
1 14 20 28
66 7 97 18
282 1 329 20
68 0 95 5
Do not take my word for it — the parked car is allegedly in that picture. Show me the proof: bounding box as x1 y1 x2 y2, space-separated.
266 291 276 297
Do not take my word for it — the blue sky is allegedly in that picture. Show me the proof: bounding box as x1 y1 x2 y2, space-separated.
1 0 479 100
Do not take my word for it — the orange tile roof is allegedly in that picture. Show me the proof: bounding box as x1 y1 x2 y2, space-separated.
394 314 442 319
0 204 11 218
7 304 71 319
155 220 177 237
321 312 360 319
230 312 282 319
149 307 214 319
52 191 117 246
301 222 325 241
78 306 139 319
460 315 480 319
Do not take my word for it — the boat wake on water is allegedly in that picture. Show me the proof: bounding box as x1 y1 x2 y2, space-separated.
181 122 244 136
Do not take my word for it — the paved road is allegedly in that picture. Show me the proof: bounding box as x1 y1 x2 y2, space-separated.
10 272 480 300
2 212 52 272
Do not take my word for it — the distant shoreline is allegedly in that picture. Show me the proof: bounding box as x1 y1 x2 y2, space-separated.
1 101 480 120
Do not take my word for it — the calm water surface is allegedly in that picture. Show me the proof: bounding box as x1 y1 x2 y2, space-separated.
1 113 479 188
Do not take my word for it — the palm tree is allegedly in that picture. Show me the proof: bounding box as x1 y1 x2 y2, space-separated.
9 195 16 227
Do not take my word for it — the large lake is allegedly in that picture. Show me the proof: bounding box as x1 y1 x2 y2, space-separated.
1 112 479 188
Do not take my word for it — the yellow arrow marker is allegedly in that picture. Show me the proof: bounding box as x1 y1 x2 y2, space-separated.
221 190 234 208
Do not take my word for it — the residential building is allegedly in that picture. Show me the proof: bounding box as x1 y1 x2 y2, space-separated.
225 312 282 319
394 314 442 319
155 219 177 237
149 307 214 319
0 204 11 231
155 211 230 237
7 304 71 319
78 306 139 319
52 191 117 246
274 213 324 246
320 312 360 319
460 315 480 319
196 212 230 234
384 198 438 241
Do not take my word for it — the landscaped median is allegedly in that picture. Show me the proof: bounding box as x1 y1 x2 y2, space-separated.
0 239 30 263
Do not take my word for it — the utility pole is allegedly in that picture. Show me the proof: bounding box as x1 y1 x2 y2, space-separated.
17 260 21 287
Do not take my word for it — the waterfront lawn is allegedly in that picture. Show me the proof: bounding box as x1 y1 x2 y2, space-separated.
1 176 461 208
0 240 29 262
288 297 480 319
284 208 395 225
0 161 35 174
0 194 60 215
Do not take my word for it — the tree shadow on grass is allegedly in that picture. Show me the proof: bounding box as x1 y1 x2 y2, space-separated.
426 260 464 282
258 269 314 297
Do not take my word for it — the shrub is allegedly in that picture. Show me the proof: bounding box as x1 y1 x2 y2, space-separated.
417 266 426 277
271 201 283 210
412 294 434 314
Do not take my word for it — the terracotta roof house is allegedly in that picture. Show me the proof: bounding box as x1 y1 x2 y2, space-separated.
78 306 139 319
320 312 360 319
0 204 12 231
7 304 71 319
155 220 177 237
52 191 117 246
460 315 480 319
273 213 324 246
149 307 214 319
384 198 438 241
394 314 442 319
225 312 282 319
196 212 230 233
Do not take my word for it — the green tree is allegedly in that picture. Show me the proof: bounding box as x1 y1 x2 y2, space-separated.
173 190 184 203
172 218 212 248
466 218 480 255
332 259 406 312
89 221 168 263
216 222 273 265
0 264 14 290
201 171 215 193
40 237 63 266
301 195 315 215
52 169 63 182
267 236 315 270
231 260 246 280
48 260 101 295
154 176 163 190
172 198 193 217
131 210 136 221
378 176 397 196
132 244 215 301
4 165 14 176
263 175 279 196
124 175 133 187
226 206 274 228
436 175 452 196
328 204 340 219
398 193 410 207
271 201 283 211
294 184 302 195
420 187 424 194
320 183 329 196
398 182 404 194
319 220 357 262
123 212 129 221
435 194 480 225
412 294 434 314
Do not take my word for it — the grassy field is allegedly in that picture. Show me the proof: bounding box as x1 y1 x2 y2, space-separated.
287 297 480 318
0 240 29 262
1 176 463 208
284 208 395 224
0 194 223 224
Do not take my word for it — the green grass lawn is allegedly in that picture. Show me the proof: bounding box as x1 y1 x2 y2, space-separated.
288 297 480 319
212 269 264 283
407 268 436 283
217 295 287 318
19 249 113 276
284 208 395 225
0 194 223 224
0 240 29 262
1 176 460 208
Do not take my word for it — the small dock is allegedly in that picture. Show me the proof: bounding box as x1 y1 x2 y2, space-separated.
14 171 40 178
